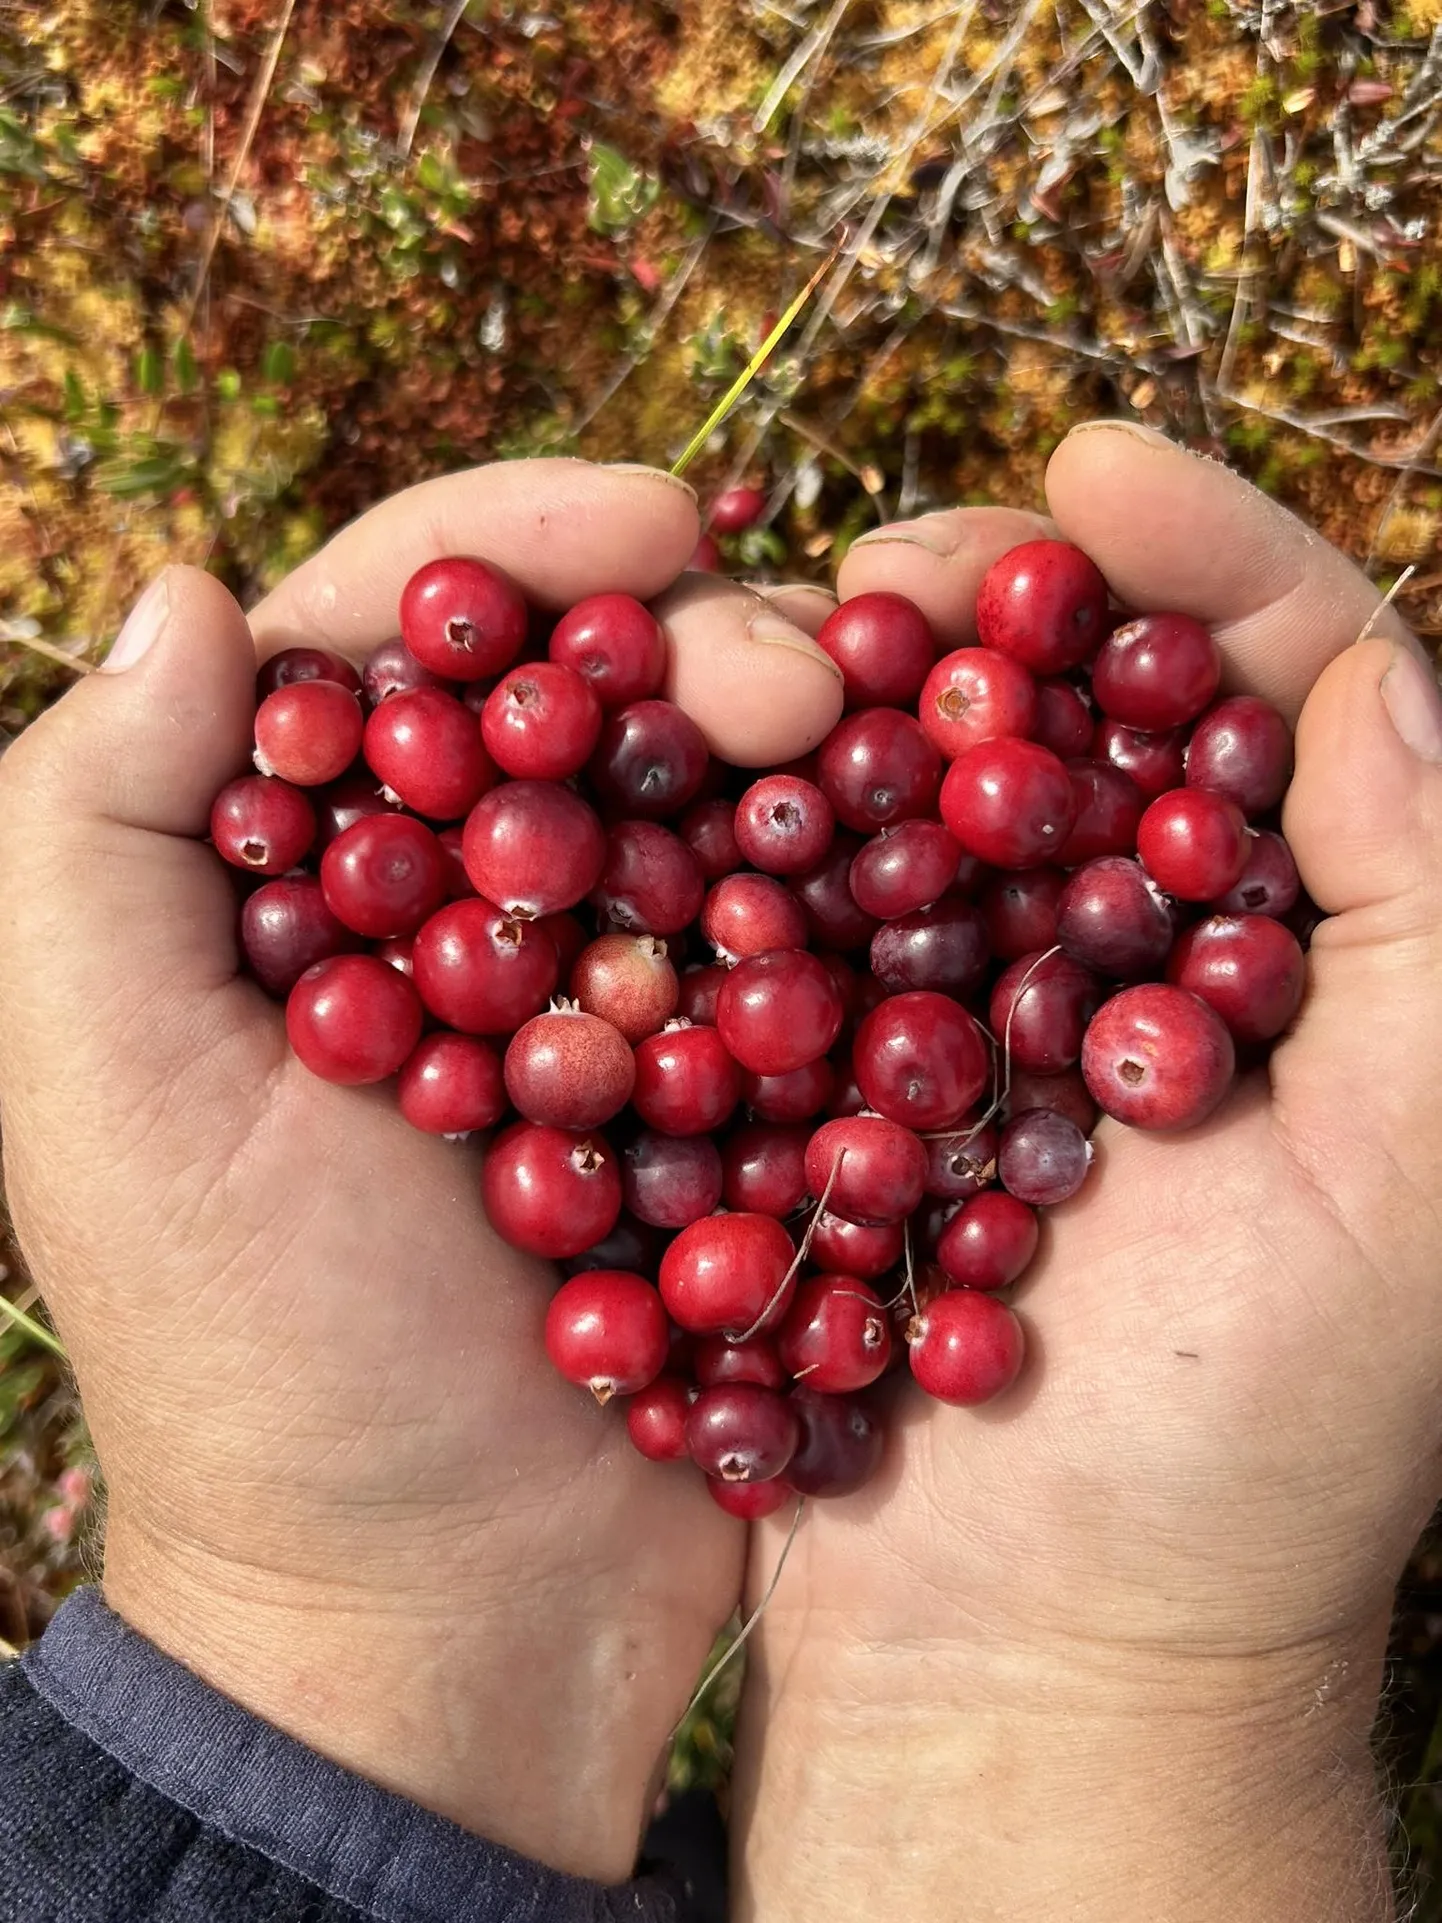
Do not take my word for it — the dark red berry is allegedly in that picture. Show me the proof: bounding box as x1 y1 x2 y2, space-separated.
548 593 666 708
807 1211 904 1279
320 815 448 938
935 1190 1039 1291
1031 678 1093 759
589 700 709 819
462 780 606 917
817 708 941 834
676 963 728 1026
1004 1065 1097 1135
679 798 743 879
708 485 767 534
481 1122 622 1258
1057 759 1144 865
1056 857 1175 978
362 636 447 706
804 1115 926 1227
1137 788 1249 901
687 1383 799 1483
211 775 315 874
1081 983 1235 1130
975 540 1109 672
412 898 558 1033
1092 718 1187 799
853 991 990 1131
922 1124 998 1200
940 737 1077 869
1092 613 1221 731
919 647 1037 760
286 954 423 1085
907 1289 1025 1405
789 833 879 951
734 775 835 875
998 1107 1091 1206
1211 829 1300 919
787 1388 885 1497
702 871 809 961
623 1132 725 1229
591 820 705 936
626 1377 694 1461
241 876 360 997
504 1006 635 1128
989 950 1101 1073
815 593 936 709
254 681 364 787
570 933 678 1041
400 556 528 681
740 1057 835 1124
564 1213 665 1281
312 771 401 852
716 948 845 1076
707 1476 794 1518
721 1122 810 1218
659 1212 796 1335
869 898 988 997
436 825 476 899
257 646 361 700
1185 695 1293 814
364 687 495 820
848 820 963 920
632 1021 741 1135
694 1334 788 1391
1166 912 1305 1044
545 1270 668 1402
481 661 603 779
779 1276 892 1392
979 867 1064 960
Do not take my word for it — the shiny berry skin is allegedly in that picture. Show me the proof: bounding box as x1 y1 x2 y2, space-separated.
361 636 447 706
462 780 606 917
211 775 315 874
659 1211 796 1335
1057 857 1175 978
1137 788 1249 901
941 737 1076 869
853 991 990 1131
241 877 360 997
708 484 768 534
1081 983 1236 1130
1166 913 1305 1044
1057 760 1144 865
935 1190 1039 1291
1004 1065 1098 1135
989 950 1101 1073
285 954 423 1085
975 539 1109 672
1185 695 1293 814
397 1032 506 1135
313 772 400 852
1211 829 1301 919
679 798 743 879
789 833 878 951
254 681 364 787
591 821 705 936
979 867 1064 961
320 815 448 939
779 1276 891 1392
920 648 1037 761
808 1211 904 1279
849 820 963 920
632 1022 741 1135
589 700 709 819
998 1107 1091 1206
922 1124 999 1200
481 1122 621 1258
570 933 678 1041
805 1115 926 1227
412 898 558 1034
545 1271 668 1402
907 1289 1025 1405
503 1007 635 1128
400 555 528 681
816 593 936 709
364 687 495 821
1092 613 1221 730
817 709 941 834
717 948 845 1076
622 1132 724 1229
787 1389 885 1498
548 593 666 708
1092 718 1187 799
734 776 835 875
480 661 602 779
740 1057 834 1124
1031 678 1093 759
626 1377 694 1461
694 1334 788 1391
869 899 989 997
257 646 361 700
689 533 723 573
676 963 727 1026
687 1384 799 1483
722 1122 810 1218
707 1476 794 1518
701 873 807 962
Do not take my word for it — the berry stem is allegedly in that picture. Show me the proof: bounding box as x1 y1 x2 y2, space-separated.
734 1147 846 1343
671 1495 807 1735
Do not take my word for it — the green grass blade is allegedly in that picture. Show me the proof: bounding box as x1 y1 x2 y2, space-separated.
0 1294 68 1362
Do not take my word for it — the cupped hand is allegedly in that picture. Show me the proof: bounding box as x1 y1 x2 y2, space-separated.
734 424 1442 1921
0 458 843 1879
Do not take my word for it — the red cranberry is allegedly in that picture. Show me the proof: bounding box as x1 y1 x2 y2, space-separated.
1185 695 1293 814
687 1384 799 1483
717 949 845 1076
789 834 879 951
936 1189 1038 1290
548 593 666 708
907 1289 1025 1405
701 872 808 961
623 1131 725 1228
849 820 963 920
989 949 1101 1073
869 899 989 996
412 898 558 1033
589 700 709 818
1057 759 1144 865
707 1476 794 1518
1092 613 1221 730
779 1276 892 1392
975 539 1109 672
362 636 447 706
805 1115 926 1227
679 797 743 879
481 661 602 780
1092 718 1187 799
481 1121 621 1258
545 1271 668 1402
979 867 1064 960
1031 678 1093 759
591 820 705 936
689 533 723 573
941 737 1076 869
570 933 678 1041
998 1107 1091 1206
320 815 448 938
538 910 588 980
734 776 835 875
1057 857 1175 978
694 1334 788 1391
853 991 990 1131
313 771 400 852
1211 829 1301 919
817 709 941 834
787 1388 885 1497
286 954 423 1085
676 962 727 1026
722 1122 810 1218
397 1032 506 1135
920 647 1037 761
364 687 495 821
632 1021 741 1135
816 593 936 709
807 1211 904 1279
1137 788 1250 901
708 485 768 534
257 646 361 700
1165 913 1305 1043
923 1124 999 1200
400 556 528 681
503 1006 635 1128
436 825 476 898
375 936 414 976
659 1212 796 1335
740 1057 834 1124
462 780 606 917
254 681 364 787
241 876 360 996
626 1377 694 1461
211 775 315 874
1081 983 1235 1130
563 1213 665 1281
1004 1065 1097 1134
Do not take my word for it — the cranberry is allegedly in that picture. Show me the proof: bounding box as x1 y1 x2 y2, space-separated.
975 540 1109 671
816 593 936 709
570 932 678 1041
623 1131 725 1228
375 936 414 976
998 1107 1091 1206
817 709 941 833
462 780 606 917
1004 1065 1097 1135
563 1213 665 1281
702 872 809 961
853 991 990 1130
257 646 362 700
436 825 476 899
922 1124 999 1200
397 1032 506 1135
503 1006 635 1128
907 1290 1025 1405
679 798 743 879
626 1376 694 1462
694 1334 788 1391
286 954 423 1085
632 1021 741 1134
412 898 558 1033
989 950 1101 1073
805 1115 926 1227
362 636 447 706
689 533 723 573
659 1212 796 1335
589 700 709 819
708 485 768 534
1211 829 1301 919
919 648 1038 761
789 834 879 951
400 556 528 681
591 820 705 936
807 1211 904 1279
734 775 836 875
1056 857 1175 978
545 1271 668 1402
211 775 315 874
717 948 845 1076
539 910 588 979
722 1122 810 1218
848 820 963 920
480 661 602 780
1166 913 1305 1044
935 1190 1039 1291
364 687 495 821
869 898 988 996
1081 983 1235 1130
779 1276 892 1392
1185 695 1293 814
241 876 360 996
676 962 728 1026
740 1057 834 1124
548 593 666 708
320 815 448 938
1092 613 1221 730
313 771 400 852
787 1388 885 1498
481 1121 621 1258
1137 788 1249 901
707 1476 794 1518
254 681 364 787
1057 759 1144 865
687 1384 799 1483
1031 678 1093 759
940 737 1076 869
979 867 1064 960
1092 718 1187 799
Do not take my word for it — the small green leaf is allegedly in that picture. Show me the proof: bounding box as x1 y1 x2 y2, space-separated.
586 141 659 237
216 367 243 402
62 369 86 422
136 344 163 396
173 338 199 394
262 340 297 386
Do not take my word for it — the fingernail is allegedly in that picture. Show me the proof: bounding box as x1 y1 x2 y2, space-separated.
1381 640 1442 763
746 605 844 681
605 462 697 501
101 574 171 673
1065 418 1176 449
850 512 959 557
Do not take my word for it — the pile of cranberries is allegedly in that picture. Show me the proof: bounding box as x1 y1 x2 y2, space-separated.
214 535 1310 1518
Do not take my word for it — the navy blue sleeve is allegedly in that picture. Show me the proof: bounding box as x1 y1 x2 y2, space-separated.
1 1587 718 1923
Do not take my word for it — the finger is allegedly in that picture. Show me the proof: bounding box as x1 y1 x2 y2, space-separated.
1044 422 1411 720
653 574 844 767
249 460 698 658
750 582 839 637
836 506 1057 649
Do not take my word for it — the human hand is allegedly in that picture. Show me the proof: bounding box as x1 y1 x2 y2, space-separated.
733 423 1441 1922
0 459 843 1880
